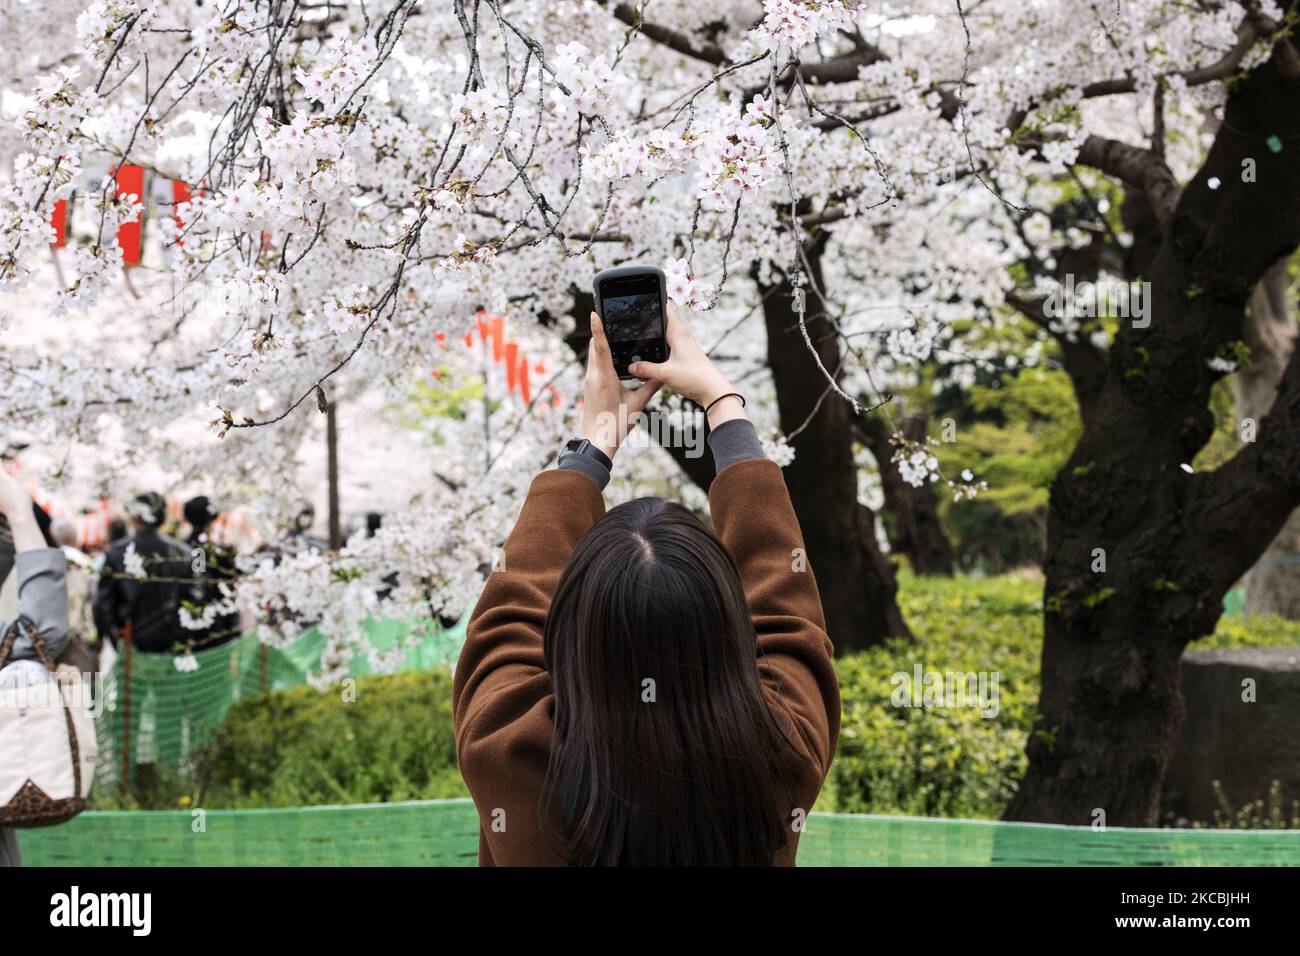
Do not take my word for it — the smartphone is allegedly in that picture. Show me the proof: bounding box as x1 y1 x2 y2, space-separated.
592 265 670 389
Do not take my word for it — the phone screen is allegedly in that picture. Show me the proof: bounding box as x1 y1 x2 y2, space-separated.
599 273 667 379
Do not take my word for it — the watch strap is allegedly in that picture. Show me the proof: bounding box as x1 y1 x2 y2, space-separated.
559 438 613 471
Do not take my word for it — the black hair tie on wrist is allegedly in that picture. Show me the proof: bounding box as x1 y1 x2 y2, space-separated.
703 392 746 415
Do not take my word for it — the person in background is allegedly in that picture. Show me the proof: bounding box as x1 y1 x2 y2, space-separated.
0 467 71 867
105 518 128 547
363 511 401 604
182 496 242 649
281 502 327 556
49 520 93 643
92 492 190 653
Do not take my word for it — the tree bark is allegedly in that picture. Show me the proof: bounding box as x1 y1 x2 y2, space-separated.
858 411 955 575
1236 260 1300 618
757 245 912 651
1006 49 1300 824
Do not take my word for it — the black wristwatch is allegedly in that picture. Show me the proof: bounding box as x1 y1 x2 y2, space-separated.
558 438 613 471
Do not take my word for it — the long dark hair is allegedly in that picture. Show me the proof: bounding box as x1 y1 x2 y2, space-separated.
540 497 797 865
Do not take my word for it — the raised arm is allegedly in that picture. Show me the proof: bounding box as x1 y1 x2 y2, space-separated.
0 471 69 664
452 470 605 742
709 457 840 779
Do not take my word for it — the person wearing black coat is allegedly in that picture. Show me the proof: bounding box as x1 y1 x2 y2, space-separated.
92 492 191 653
181 495 242 649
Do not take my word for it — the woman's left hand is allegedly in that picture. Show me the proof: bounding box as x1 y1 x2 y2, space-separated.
0 465 45 552
581 311 662 460
0 466 32 520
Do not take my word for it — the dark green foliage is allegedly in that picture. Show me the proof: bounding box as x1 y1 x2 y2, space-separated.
197 669 466 808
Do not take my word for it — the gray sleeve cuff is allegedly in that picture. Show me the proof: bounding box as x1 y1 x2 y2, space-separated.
6 548 70 662
708 418 767 474
558 455 611 491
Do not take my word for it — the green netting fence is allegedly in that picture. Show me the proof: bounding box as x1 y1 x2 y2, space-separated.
93 616 467 794
18 799 1300 866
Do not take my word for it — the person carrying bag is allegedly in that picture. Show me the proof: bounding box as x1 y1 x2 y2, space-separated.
0 466 86 867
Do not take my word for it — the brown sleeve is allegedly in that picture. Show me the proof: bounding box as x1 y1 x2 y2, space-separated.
452 469 605 756
708 458 841 779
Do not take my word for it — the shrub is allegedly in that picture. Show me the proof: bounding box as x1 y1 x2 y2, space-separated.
196 669 466 808
823 571 1040 817
822 571 1300 819
1201 780 1300 830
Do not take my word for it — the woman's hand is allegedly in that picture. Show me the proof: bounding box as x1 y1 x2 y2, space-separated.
0 466 31 519
628 302 746 428
0 466 45 552
581 312 663 460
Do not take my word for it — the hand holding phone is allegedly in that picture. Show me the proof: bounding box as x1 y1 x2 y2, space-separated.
592 266 670 389
580 312 663 461
625 303 746 428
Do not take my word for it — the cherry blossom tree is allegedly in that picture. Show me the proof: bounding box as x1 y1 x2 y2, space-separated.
2 0 1299 824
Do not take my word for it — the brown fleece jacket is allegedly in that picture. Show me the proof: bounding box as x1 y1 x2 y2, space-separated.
451 457 841 865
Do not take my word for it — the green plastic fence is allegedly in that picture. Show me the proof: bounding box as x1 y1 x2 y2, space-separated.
94 617 467 793
19 799 1300 866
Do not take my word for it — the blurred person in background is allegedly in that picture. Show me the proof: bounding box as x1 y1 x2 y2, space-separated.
182 495 242 649
92 492 189 654
49 518 99 674
105 518 128 547
280 502 327 556
50 519 92 635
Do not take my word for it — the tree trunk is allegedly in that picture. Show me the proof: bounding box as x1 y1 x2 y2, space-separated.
326 395 342 551
758 246 912 651
1237 260 1300 618
858 411 955 575
1006 50 1300 824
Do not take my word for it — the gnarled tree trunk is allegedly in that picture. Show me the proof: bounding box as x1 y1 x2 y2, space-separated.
1005 51 1300 824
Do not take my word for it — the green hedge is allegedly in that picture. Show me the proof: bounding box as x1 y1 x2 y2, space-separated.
179 572 1300 817
825 571 1300 819
824 573 1042 818
194 670 465 808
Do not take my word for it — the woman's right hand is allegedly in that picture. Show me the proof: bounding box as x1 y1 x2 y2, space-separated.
628 303 745 425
